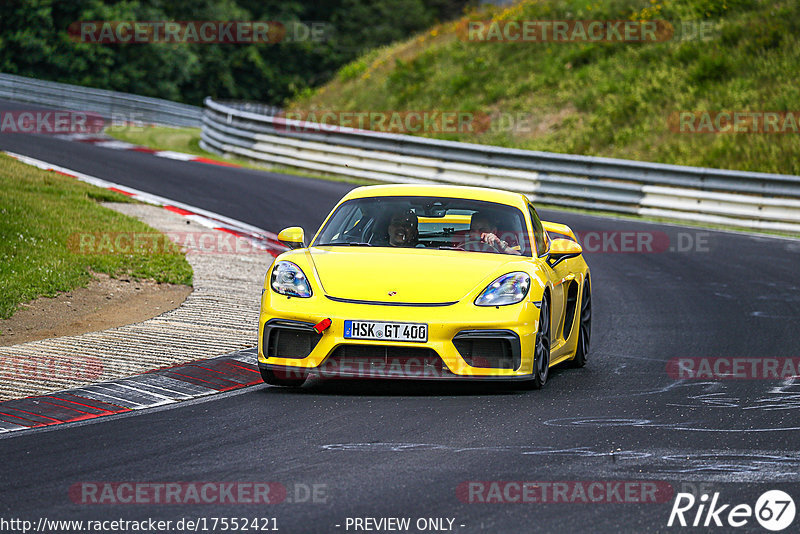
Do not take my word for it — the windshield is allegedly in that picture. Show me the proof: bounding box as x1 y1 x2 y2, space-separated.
313 196 531 256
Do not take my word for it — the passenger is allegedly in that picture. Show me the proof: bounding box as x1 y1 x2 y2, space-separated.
386 209 419 247
467 212 521 255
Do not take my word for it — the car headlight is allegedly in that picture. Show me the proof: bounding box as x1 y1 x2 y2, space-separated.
270 261 312 298
474 272 530 306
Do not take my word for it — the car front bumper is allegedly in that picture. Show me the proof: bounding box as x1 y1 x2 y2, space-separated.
258 291 541 380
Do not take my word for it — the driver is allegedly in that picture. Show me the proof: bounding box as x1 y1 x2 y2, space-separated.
386 209 419 247
467 212 521 255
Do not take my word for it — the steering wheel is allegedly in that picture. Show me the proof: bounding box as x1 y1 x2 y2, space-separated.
455 237 497 252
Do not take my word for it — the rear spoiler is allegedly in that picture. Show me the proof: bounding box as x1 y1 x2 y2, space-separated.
542 221 577 241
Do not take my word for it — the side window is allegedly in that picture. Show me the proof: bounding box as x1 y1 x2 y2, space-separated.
325 205 364 242
528 205 548 257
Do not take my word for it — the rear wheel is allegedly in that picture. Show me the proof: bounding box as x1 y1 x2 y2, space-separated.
260 367 307 387
571 279 591 368
525 296 551 389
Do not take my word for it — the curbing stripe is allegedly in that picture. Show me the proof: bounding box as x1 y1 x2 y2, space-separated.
108 187 135 196
192 156 240 167
9 400 92 422
65 132 243 167
0 420 29 431
0 151 277 432
0 413 37 426
117 381 196 400
38 397 110 416
50 393 127 413
163 205 195 216
3 151 287 257
0 348 262 434
120 375 211 398
163 367 242 391
0 407 61 425
74 387 152 409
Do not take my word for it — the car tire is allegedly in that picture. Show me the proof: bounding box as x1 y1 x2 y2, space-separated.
571 279 591 368
523 296 550 390
260 367 307 387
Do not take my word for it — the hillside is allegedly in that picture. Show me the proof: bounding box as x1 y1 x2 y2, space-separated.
0 0 470 105
290 0 800 175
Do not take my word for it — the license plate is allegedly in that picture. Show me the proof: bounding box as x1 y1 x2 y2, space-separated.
343 320 428 342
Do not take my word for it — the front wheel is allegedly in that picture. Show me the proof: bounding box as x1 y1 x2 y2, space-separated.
571 279 591 368
260 367 307 387
524 297 551 389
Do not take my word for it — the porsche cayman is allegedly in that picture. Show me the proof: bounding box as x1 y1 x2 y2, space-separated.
258 184 591 388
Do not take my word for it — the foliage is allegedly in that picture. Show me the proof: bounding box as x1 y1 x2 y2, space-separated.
0 0 475 105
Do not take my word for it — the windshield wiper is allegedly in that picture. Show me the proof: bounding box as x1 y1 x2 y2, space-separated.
437 246 462 250
348 242 372 246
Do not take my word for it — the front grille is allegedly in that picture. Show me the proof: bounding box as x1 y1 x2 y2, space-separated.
453 330 520 370
320 345 448 378
264 321 321 359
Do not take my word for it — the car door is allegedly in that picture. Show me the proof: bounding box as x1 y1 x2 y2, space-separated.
529 205 568 353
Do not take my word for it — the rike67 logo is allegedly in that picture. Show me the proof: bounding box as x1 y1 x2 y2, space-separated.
668 490 796 531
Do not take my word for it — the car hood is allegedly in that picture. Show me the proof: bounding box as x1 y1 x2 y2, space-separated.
307 246 521 304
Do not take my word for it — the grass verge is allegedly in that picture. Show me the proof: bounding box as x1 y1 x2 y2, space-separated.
0 154 193 319
108 125 208 157
292 0 800 176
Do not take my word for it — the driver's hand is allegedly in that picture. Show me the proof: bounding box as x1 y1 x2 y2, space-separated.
481 232 503 249
479 232 520 255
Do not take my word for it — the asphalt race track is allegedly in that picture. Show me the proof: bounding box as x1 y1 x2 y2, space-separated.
2 99 799 533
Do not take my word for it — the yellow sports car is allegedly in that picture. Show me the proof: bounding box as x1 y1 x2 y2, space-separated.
258 184 590 388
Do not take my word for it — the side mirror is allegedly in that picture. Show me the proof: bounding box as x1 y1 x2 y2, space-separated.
278 227 305 249
547 238 582 267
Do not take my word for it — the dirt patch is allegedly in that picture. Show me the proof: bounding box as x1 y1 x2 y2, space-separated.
0 273 191 346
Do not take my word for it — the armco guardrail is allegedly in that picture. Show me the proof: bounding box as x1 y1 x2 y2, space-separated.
0 73 201 128
218 100 283 117
200 98 800 233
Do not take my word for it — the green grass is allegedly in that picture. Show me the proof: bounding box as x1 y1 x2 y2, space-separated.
108 125 207 157
290 0 800 175
0 154 193 319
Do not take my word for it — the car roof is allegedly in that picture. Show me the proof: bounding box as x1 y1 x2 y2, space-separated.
341 184 529 208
